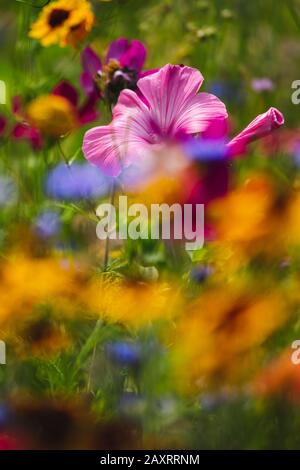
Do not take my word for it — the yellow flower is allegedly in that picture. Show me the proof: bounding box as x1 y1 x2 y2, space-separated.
170 284 290 393
253 351 295 398
29 0 95 48
84 278 182 328
7 316 72 358
210 175 275 245
26 94 78 138
0 254 86 328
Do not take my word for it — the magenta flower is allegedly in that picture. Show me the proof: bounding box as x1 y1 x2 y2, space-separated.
0 116 7 137
82 64 228 176
8 96 43 150
51 80 100 125
10 80 100 150
12 123 43 150
81 38 157 104
106 37 147 73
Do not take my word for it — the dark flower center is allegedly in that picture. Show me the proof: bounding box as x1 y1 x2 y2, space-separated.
26 318 53 344
48 8 70 28
105 66 138 105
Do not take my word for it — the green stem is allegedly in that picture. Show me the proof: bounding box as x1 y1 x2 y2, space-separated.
103 181 116 271
57 139 70 167
287 0 300 32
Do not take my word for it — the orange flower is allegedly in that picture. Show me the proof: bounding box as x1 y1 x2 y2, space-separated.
84 278 182 327
0 254 86 327
170 284 290 393
254 351 300 402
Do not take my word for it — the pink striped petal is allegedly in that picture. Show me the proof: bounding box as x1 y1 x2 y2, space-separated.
175 92 228 135
227 107 284 157
83 91 152 176
83 122 148 176
137 64 227 136
112 88 150 119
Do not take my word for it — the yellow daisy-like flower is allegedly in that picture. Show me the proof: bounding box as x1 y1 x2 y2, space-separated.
26 94 78 138
84 278 182 328
29 0 95 48
170 284 290 393
0 254 86 328
7 315 72 359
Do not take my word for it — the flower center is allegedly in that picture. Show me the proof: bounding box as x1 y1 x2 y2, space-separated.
103 59 122 79
103 59 138 105
48 9 70 28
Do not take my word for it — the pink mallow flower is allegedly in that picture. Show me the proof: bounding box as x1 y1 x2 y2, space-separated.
82 64 228 176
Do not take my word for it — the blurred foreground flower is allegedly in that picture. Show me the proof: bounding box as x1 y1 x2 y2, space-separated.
29 0 94 48
105 341 142 367
85 278 182 327
251 78 274 92
34 210 61 238
0 397 144 450
171 285 289 393
253 350 300 403
209 173 300 256
12 315 72 358
46 162 109 200
0 254 87 329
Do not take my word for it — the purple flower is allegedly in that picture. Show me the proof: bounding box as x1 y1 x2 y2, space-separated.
12 123 42 151
251 78 274 92
106 38 146 72
183 137 227 162
190 264 214 283
46 163 110 200
106 341 142 367
0 116 7 137
81 38 157 104
52 80 100 125
10 95 43 150
34 210 61 238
